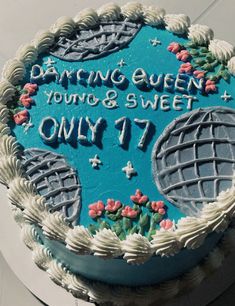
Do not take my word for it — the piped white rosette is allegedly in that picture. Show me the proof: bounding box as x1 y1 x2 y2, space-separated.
0 2 235 305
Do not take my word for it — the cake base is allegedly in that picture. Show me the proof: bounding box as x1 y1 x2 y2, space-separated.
1 182 235 306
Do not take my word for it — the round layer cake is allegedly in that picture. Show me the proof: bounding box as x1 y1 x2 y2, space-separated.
1 2 235 305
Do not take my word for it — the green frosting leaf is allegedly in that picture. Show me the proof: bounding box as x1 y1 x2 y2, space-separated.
129 224 139 234
88 224 98 235
139 213 149 227
123 217 132 231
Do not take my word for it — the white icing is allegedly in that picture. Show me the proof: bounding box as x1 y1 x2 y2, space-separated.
1 59 26 85
42 211 70 241
204 248 225 272
227 56 235 75
98 3 121 21
0 122 10 136
32 244 53 270
122 233 153 264
74 8 99 29
8 177 36 209
182 266 206 289
142 6 165 26
188 24 214 45
134 118 151 149
221 90 232 102
115 116 128 146
176 217 208 249
33 30 55 54
164 14 190 35
0 105 8 123
0 80 16 105
202 202 230 232
89 154 102 168
92 229 122 258
0 135 18 156
0 155 23 185
23 195 48 224
151 230 181 257
66 274 88 298
66 226 92 254
121 2 143 21
159 280 180 299
10 204 25 227
85 116 104 143
47 260 68 286
209 39 235 62
50 16 76 37
122 161 136 179
21 223 41 250
15 44 38 67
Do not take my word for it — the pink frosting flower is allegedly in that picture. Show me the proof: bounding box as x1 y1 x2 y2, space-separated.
23 83 38 95
13 110 29 125
88 201 105 218
167 42 181 54
20 94 33 108
160 219 173 230
205 79 217 93
121 206 138 219
105 199 122 212
179 62 193 74
151 201 165 215
130 189 148 205
176 50 191 62
193 70 206 79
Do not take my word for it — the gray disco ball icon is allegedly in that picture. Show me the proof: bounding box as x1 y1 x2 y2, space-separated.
152 107 235 216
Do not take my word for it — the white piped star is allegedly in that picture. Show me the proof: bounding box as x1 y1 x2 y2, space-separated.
150 38 161 47
89 154 102 169
117 59 126 67
221 90 232 102
44 57 56 67
22 118 34 134
122 161 137 179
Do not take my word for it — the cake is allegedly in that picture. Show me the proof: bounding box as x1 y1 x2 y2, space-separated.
1 2 235 305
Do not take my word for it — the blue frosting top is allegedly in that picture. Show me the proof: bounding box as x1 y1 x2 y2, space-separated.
13 25 235 231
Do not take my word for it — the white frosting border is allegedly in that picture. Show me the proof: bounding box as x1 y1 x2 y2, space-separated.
0 0 235 275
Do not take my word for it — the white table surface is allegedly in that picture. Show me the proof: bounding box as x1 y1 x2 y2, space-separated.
1 0 235 305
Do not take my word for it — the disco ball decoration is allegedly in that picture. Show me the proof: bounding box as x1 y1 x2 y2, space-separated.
152 107 235 216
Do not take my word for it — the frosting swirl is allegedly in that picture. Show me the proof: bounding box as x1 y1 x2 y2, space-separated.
32 244 53 270
0 80 16 104
42 211 70 241
181 266 206 289
33 30 55 54
23 195 48 224
177 217 208 249
2 59 26 85
8 177 36 209
201 202 229 232
21 223 41 250
98 3 121 21
74 8 99 29
209 39 235 62
15 44 38 67
65 225 92 254
142 6 165 26
0 105 9 123
188 24 214 45
204 248 225 273
164 14 190 35
0 122 10 136
91 228 122 258
151 230 181 257
50 16 76 37
47 260 68 286
0 155 23 185
10 204 25 227
122 233 153 264
121 2 143 21
227 56 235 75
0 135 18 156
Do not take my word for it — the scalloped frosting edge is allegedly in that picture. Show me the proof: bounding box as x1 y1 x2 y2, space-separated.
0 1 235 267
11 204 235 306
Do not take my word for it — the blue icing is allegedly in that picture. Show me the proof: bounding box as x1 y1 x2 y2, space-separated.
13 26 235 228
